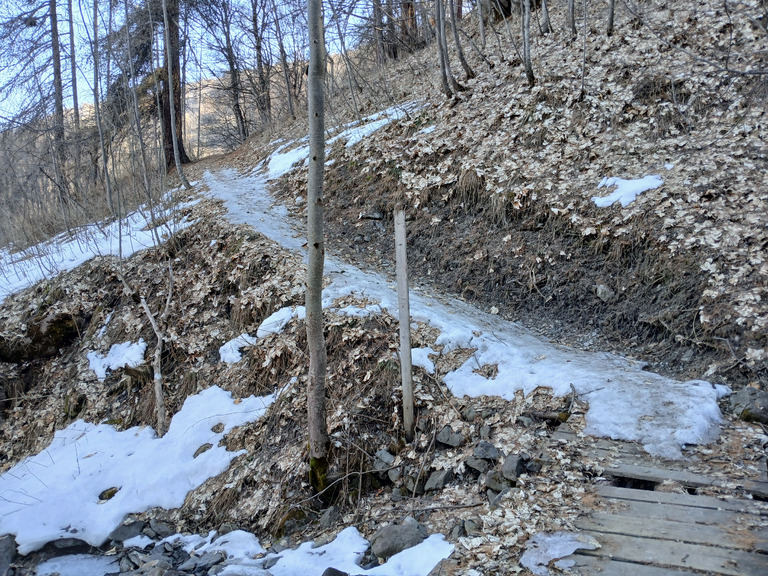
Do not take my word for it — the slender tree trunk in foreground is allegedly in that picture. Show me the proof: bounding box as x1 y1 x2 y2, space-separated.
306 0 330 492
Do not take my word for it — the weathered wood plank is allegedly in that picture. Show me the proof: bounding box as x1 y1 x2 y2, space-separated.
567 555 701 576
601 498 753 525
575 512 768 553
576 532 768 576
598 461 768 498
594 484 768 515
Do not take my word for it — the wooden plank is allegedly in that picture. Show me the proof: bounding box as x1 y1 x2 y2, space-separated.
567 555 701 576
599 461 768 498
594 484 768 515
552 430 647 457
576 532 768 576
603 498 753 525
575 512 768 553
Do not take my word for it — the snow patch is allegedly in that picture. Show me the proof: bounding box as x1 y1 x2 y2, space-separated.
411 347 436 375
592 175 664 207
0 386 274 553
257 306 306 338
219 333 258 363
87 339 147 381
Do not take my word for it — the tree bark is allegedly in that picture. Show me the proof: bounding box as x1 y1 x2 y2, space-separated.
607 0 615 36
251 0 271 123
449 0 474 79
306 0 330 492
160 0 191 169
271 0 295 119
161 0 191 186
567 0 577 36
541 0 551 34
522 0 534 86
49 0 66 198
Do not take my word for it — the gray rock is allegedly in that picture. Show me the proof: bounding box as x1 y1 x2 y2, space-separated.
109 519 147 542
319 506 340 528
262 555 281 569
178 556 199 571
402 516 428 539
387 467 401 482
501 454 524 481
525 458 543 475
463 519 482 536
479 424 491 440
596 283 616 303
370 523 426 560
461 405 477 421
474 441 502 460
196 551 226 570
731 387 768 424
450 522 465 540
436 425 465 447
50 537 90 550
322 569 350 576
424 469 453 492
0 535 16 576
485 470 514 492
465 455 490 474
403 473 425 495
149 518 176 539
374 449 395 472
390 487 408 502
218 523 238 535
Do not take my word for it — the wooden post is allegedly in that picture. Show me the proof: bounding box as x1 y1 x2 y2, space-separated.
394 207 415 442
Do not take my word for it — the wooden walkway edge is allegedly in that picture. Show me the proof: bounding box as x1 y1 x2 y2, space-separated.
550 426 768 575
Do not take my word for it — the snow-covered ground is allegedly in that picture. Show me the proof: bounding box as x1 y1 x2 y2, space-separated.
0 194 198 305
0 102 730 575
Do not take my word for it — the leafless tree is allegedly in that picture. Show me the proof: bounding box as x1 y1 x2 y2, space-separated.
306 0 330 492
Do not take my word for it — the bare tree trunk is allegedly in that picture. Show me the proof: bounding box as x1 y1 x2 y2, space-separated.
329 0 361 119
567 0 577 36
541 0 551 34
272 0 295 119
161 0 191 188
91 0 115 214
385 0 397 59
159 0 191 169
437 0 461 94
436 0 453 97
607 0 615 36
306 0 329 492
49 0 67 204
251 0 272 124
67 0 82 201
477 0 486 48
522 0 534 86
449 0 474 79
67 0 79 132
372 0 385 65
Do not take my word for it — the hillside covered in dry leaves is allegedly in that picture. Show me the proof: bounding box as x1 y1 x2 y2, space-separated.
1 1 767 574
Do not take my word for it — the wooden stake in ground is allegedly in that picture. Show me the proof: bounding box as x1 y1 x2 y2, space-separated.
394 208 415 442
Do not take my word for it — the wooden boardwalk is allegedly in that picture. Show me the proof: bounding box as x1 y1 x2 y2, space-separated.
551 425 768 575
